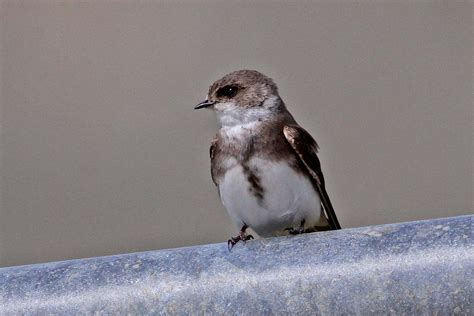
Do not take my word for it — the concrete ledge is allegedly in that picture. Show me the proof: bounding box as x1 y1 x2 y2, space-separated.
0 215 472 315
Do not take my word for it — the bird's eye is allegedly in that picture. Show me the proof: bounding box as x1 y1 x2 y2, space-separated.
217 85 239 98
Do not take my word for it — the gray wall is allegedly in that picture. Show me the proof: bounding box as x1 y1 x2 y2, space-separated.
1 1 472 267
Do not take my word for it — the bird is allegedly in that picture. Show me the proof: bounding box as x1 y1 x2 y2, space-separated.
194 70 341 250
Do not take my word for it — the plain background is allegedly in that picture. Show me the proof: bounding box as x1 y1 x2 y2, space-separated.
1 1 472 267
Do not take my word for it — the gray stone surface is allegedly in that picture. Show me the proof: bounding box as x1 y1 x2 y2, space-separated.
0 215 472 315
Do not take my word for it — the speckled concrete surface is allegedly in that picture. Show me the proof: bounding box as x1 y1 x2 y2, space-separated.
0 215 472 315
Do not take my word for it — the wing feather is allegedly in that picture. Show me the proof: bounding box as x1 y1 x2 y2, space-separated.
209 137 218 186
283 125 341 230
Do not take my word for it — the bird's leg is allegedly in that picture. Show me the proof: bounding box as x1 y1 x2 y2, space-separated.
285 219 306 235
228 224 254 251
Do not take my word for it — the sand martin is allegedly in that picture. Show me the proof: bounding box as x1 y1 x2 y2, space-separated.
195 70 341 250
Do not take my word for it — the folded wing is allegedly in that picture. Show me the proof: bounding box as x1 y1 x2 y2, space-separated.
283 125 341 230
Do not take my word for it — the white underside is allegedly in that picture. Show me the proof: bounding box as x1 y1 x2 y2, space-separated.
218 157 321 237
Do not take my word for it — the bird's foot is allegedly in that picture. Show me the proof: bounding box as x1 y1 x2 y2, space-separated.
285 219 306 235
284 226 305 235
228 225 254 251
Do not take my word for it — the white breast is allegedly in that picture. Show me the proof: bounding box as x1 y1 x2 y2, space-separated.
218 157 321 237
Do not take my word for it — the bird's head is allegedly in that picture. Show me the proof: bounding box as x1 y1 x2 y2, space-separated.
194 70 284 127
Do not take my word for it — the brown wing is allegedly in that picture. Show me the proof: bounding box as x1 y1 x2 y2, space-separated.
283 125 341 230
209 137 218 186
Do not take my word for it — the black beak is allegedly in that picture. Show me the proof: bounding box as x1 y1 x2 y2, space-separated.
194 100 215 110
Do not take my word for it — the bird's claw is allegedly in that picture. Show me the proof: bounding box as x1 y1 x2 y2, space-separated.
227 234 254 251
285 220 306 235
284 226 305 235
